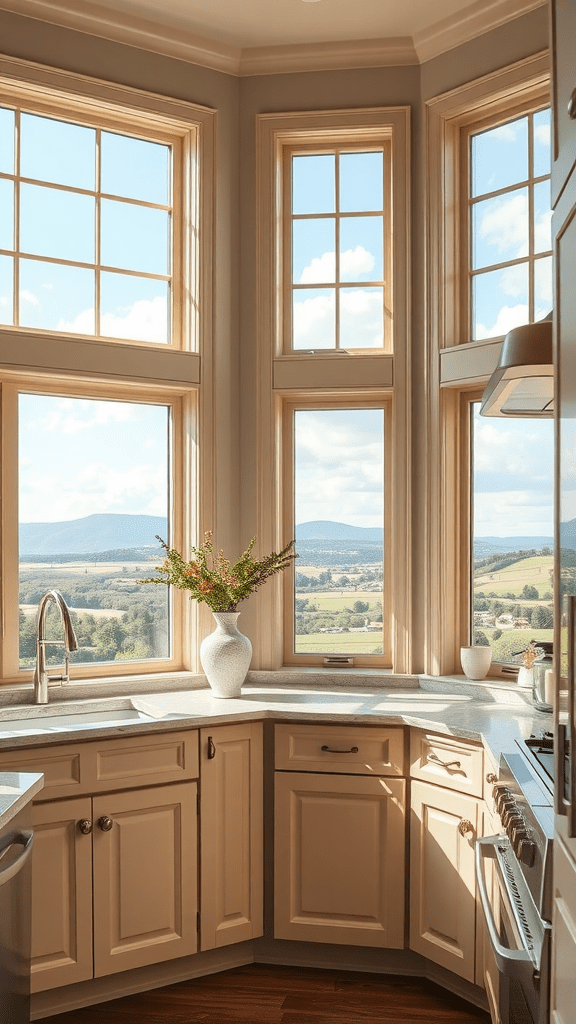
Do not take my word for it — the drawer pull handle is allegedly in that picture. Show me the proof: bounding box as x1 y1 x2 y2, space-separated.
569 88 576 120
98 816 113 832
321 745 359 754
207 736 216 760
458 818 474 837
77 819 92 835
427 752 461 770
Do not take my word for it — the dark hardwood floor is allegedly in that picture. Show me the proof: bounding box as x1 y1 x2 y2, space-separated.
40 963 491 1023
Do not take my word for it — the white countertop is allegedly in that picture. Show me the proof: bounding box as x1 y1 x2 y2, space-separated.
0 772 43 830
0 677 553 772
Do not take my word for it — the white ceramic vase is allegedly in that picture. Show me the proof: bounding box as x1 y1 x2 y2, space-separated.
517 665 534 690
200 612 252 698
460 645 492 681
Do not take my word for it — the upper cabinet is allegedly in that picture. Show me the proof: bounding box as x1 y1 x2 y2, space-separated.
551 0 576 207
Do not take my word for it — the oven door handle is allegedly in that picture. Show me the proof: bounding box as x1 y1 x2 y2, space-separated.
475 835 535 981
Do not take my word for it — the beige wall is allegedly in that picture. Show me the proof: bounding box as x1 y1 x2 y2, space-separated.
0 6 549 670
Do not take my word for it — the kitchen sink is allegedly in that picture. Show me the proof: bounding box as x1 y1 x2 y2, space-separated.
0 702 158 738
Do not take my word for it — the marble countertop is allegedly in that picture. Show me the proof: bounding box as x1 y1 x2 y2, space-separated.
0 677 553 772
0 772 43 830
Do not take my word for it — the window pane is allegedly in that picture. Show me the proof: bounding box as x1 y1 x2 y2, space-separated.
101 199 169 275
340 151 383 213
533 179 552 254
101 132 170 205
101 272 169 344
533 109 551 178
472 403 553 664
535 256 552 319
0 106 14 174
294 408 384 656
472 264 528 340
292 154 335 215
472 187 529 270
0 178 13 250
20 183 95 263
340 216 383 281
19 259 94 333
292 288 335 349
471 117 528 197
20 113 95 190
0 255 13 325
340 288 383 348
292 218 335 284
18 395 170 669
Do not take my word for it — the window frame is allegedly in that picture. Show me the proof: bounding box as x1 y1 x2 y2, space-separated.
256 107 411 673
425 52 551 677
0 56 216 687
281 396 393 669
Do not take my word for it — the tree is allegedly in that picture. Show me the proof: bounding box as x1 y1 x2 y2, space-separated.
473 629 490 646
353 600 369 613
522 584 539 600
531 605 553 629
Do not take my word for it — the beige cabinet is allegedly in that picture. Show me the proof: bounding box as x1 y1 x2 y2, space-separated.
0 730 200 992
410 779 479 982
274 724 406 948
551 836 576 1024
199 722 263 950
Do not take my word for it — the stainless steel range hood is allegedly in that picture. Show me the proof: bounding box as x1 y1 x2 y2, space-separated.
479 313 553 418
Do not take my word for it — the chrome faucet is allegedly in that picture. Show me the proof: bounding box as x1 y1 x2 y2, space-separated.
33 590 78 704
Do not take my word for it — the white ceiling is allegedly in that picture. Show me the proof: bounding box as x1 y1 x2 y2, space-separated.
0 0 546 74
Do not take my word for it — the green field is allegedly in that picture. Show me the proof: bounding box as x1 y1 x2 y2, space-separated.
301 590 382 612
295 632 383 655
474 555 553 598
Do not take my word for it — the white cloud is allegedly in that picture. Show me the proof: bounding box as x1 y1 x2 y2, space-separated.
19 460 167 522
20 290 39 306
57 295 168 344
478 193 528 260
474 303 528 340
534 209 552 253
293 292 335 349
299 246 375 285
534 123 551 147
474 490 553 536
299 252 335 284
489 123 521 144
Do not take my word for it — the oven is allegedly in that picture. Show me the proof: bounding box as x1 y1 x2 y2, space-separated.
476 743 554 1024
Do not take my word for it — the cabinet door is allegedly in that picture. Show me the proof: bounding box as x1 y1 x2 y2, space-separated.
410 780 478 982
31 798 93 993
92 781 198 977
551 0 576 207
200 722 263 950
551 836 576 1024
274 771 405 947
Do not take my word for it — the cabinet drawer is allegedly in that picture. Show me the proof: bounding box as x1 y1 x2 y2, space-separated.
410 731 483 797
275 723 404 775
0 729 199 799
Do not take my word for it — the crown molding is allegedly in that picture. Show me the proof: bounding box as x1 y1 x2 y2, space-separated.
0 0 548 76
413 0 547 64
239 38 418 76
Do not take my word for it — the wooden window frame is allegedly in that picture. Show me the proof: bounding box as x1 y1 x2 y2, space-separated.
0 56 216 686
425 53 551 676
281 395 392 670
255 108 411 673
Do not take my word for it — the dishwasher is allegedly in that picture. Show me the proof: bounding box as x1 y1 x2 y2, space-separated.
0 808 34 1024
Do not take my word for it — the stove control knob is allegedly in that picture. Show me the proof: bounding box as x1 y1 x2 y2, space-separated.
496 790 513 813
517 837 536 867
502 805 520 827
505 814 523 836
511 826 529 855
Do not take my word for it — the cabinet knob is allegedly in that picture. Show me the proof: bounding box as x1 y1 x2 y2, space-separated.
98 815 113 832
568 88 576 120
458 818 474 837
77 819 92 835
486 773 498 784
207 736 216 759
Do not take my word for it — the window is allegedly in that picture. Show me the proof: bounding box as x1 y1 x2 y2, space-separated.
0 57 215 685
1 110 173 344
470 401 554 665
467 107 552 342
285 403 391 667
257 108 409 672
288 146 391 352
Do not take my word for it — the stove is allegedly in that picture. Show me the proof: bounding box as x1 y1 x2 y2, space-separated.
523 732 555 791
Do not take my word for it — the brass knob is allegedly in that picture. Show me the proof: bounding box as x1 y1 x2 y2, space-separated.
569 88 576 120
78 819 92 835
98 816 113 832
486 773 498 784
458 818 474 837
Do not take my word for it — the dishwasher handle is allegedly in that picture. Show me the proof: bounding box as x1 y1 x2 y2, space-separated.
0 831 34 887
475 834 534 981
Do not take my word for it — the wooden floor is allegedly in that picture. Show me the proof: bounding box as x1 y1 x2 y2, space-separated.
41 963 491 1023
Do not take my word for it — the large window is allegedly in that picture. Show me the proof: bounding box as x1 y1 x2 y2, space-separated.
0 58 215 685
